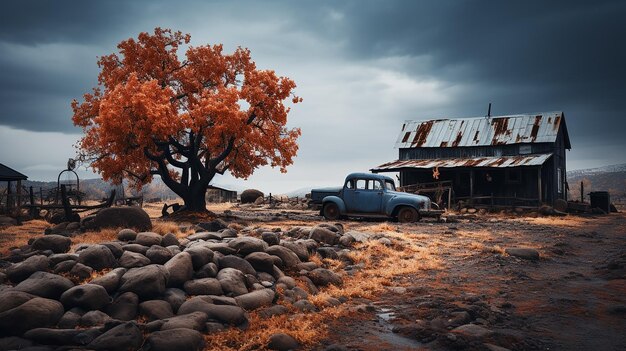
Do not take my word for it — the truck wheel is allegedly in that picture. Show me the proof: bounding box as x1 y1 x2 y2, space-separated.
323 203 340 220
397 207 419 223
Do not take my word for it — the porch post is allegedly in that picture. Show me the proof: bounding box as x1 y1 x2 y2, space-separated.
537 167 542 205
469 170 474 205
16 180 22 207
6 181 12 210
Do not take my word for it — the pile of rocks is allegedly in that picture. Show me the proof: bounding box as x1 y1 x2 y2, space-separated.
0 220 368 351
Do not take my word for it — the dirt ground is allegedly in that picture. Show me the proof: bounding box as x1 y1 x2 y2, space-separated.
1 204 625 350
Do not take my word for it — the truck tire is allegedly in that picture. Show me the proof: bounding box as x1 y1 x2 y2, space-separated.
397 206 419 223
323 203 340 220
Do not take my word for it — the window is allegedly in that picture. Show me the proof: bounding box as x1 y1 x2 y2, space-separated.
557 168 563 193
385 180 396 191
356 179 366 190
519 144 532 154
372 180 383 190
345 180 354 189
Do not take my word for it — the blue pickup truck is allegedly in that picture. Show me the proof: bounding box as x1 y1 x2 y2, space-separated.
310 173 443 222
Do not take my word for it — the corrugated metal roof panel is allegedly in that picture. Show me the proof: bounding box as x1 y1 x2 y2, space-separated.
395 112 564 148
371 153 553 172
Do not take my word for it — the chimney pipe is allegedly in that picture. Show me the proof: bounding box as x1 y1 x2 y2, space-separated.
487 102 492 117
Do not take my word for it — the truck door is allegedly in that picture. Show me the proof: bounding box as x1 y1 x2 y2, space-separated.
345 179 384 213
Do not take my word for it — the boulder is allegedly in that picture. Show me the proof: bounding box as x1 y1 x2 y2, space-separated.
48 253 78 265
31 235 72 253
165 252 193 287
82 207 152 232
119 251 151 268
216 268 248 296
106 292 138 321
60 284 110 310
0 297 64 335
161 232 180 247
265 246 301 269
0 337 35 350
281 242 309 261
268 333 300 351
69 263 93 280
186 232 222 241
146 245 173 264
143 328 204 351
202 242 236 255
309 226 340 245
261 232 280 246
122 243 149 255
135 232 162 247
178 297 247 326
23 328 83 345
79 310 112 327
159 311 207 331
344 231 371 243
245 252 276 273
87 321 143 351
5 255 50 283
101 241 124 258
58 310 81 329
53 260 76 274
184 278 224 296
452 324 493 338
90 267 126 294
77 245 117 271
184 245 215 269
234 288 275 310
240 189 264 204
195 219 228 232
117 228 137 242
0 291 36 314
292 299 316 312
308 268 343 287
162 288 186 313
505 248 540 261
317 247 338 260
119 265 169 299
139 300 175 321
219 255 256 275
195 262 219 278
228 237 268 255
258 304 289 318
13 272 74 299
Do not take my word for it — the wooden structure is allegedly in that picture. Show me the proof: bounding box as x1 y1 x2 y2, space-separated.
206 185 238 203
372 111 571 207
0 163 28 214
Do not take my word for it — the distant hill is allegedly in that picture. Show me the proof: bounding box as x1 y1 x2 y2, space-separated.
568 163 626 203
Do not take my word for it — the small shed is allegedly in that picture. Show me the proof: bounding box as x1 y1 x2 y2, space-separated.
372 112 571 208
206 185 238 203
0 163 28 213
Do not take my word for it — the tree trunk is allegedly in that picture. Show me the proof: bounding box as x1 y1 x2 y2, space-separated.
182 182 209 212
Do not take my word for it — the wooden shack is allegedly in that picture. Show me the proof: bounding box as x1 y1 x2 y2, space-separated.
372 112 571 207
206 185 238 203
0 163 28 213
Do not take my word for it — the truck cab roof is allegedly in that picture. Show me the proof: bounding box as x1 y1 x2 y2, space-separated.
346 172 394 182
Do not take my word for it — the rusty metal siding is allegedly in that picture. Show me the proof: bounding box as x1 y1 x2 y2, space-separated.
395 112 565 148
399 143 554 160
372 153 553 172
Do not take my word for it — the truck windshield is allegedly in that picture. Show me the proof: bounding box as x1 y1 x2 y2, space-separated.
385 181 395 191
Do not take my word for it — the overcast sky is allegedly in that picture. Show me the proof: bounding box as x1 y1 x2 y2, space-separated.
1 0 625 193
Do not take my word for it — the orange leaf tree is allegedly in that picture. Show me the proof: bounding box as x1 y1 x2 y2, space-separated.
72 28 301 212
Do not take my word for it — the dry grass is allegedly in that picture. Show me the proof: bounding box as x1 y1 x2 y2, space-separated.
0 220 50 255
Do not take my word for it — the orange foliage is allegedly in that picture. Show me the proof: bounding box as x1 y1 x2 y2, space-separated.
72 28 301 199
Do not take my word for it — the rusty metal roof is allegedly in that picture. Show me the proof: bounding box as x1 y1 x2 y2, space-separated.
371 153 553 172
396 112 570 148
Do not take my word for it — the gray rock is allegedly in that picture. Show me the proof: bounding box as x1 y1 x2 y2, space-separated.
184 245 215 269
159 311 207 331
195 219 228 232
234 288 275 310
186 231 222 241
69 262 93 280
0 336 35 350
258 304 289 318
106 292 138 321
53 260 76 274
240 189 264 204
293 299 316 312
122 243 149 255
452 324 493 338
261 232 280 246
265 246 301 269
338 235 355 247
268 333 300 350
281 242 309 261
119 264 169 299
117 228 137 242
57 310 81 329
23 328 83 345
216 268 248 296
201 242 236 255
165 252 193 287
99 242 123 259
119 251 151 268
5 255 50 283
178 297 247 326
309 226 340 245
245 252 276 273
146 245 173 264
317 247 338 259
87 321 143 351
60 284 110 310
505 248 540 260
135 232 162 247
308 268 343 287
48 253 78 265
12 272 73 300
31 235 72 253
0 291 36 313
144 328 204 351
184 278 224 296
78 245 117 270
195 262 219 278
0 297 64 335
139 300 174 321
219 255 256 275
228 237 268 255
79 310 112 327
276 276 296 289
82 207 152 232
344 231 371 243
162 288 186 313
161 233 180 247
90 267 126 294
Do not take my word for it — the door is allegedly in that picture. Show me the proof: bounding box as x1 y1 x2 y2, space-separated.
344 178 384 213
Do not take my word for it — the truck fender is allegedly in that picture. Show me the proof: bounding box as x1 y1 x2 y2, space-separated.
385 199 419 216
322 196 347 214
